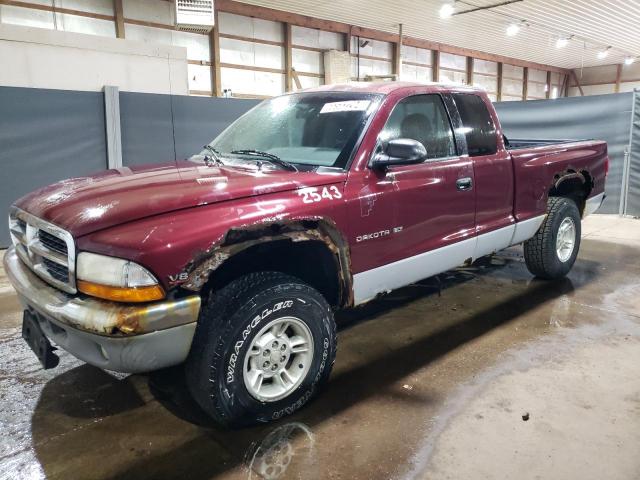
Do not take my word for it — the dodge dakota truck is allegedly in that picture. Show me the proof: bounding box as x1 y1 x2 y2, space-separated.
5 82 607 426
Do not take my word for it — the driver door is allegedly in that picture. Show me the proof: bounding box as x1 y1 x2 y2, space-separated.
347 94 476 304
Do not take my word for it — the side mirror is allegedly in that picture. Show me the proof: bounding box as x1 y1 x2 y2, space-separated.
370 138 427 170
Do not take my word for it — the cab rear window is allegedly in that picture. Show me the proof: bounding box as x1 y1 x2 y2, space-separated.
452 93 498 156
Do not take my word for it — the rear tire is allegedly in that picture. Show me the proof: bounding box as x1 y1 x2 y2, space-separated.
523 197 581 279
186 272 337 427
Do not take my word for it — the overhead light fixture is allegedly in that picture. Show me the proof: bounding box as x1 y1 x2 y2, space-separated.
624 56 635 65
555 37 569 49
597 47 610 59
439 2 455 19
506 23 521 36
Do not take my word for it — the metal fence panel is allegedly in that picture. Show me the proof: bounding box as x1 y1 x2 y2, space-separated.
0 86 107 247
119 91 175 167
625 90 640 216
172 95 259 160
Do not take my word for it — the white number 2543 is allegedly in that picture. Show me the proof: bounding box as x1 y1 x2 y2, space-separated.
298 186 343 204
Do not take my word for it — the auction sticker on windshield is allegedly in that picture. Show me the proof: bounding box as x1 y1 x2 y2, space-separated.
320 100 371 114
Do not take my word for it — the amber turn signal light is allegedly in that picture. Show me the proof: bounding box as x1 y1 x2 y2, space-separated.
77 280 165 303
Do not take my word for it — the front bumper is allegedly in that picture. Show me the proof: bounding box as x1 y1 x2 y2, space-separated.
3 247 201 373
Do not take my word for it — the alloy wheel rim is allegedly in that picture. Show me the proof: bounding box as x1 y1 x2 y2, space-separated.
243 316 314 402
556 217 576 262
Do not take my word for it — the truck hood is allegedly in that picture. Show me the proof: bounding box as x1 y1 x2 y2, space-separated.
15 161 346 237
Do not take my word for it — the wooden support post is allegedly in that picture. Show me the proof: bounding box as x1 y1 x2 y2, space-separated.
345 26 352 54
615 64 623 93
522 67 528 101
497 62 503 101
560 73 569 97
210 9 222 97
432 50 440 82
113 0 124 38
545 71 551 99
394 23 403 80
571 70 584 96
284 23 293 91
466 57 473 85
291 68 302 89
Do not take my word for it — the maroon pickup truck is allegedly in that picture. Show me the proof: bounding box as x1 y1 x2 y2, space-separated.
5 82 607 426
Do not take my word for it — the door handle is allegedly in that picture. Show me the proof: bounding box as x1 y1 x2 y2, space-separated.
456 177 473 191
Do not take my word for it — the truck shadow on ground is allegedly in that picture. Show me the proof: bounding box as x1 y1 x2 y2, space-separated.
30 251 598 479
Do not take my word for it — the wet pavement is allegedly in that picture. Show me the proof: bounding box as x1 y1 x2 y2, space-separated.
1 215 639 480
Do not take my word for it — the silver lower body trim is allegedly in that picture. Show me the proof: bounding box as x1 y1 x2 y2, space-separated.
352 214 546 305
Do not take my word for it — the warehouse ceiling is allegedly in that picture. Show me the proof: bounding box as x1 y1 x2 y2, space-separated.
242 0 640 69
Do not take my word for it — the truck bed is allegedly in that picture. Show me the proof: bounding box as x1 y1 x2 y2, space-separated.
505 138 587 149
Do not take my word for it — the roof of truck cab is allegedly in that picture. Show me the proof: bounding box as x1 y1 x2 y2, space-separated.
301 81 486 95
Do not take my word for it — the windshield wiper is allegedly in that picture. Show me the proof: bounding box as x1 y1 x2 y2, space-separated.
202 145 225 166
230 149 298 172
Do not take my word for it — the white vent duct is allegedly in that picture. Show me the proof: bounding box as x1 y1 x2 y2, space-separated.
175 0 215 34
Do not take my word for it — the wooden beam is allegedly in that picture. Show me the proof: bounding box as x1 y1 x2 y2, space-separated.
219 33 283 47
284 23 293 92
113 0 124 38
545 71 551 99
615 64 623 93
394 23 403 79
497 62 503 101
345 26 352 53
5 0 571 79
211 8 222 97
432 50 440 82
216 0 349 34
522 67 529 100
215 0 570 76
571 70 584 96
466 57 473 85
0 0 113 21
291 68 302 89
350 53 392 63
561 74 569 97
220 63 285 75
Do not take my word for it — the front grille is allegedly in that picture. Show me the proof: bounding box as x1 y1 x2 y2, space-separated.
8 207 76 293
42 258 70 283
39 230 68 256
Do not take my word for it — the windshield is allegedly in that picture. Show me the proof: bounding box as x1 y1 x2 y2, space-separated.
205 92 382 169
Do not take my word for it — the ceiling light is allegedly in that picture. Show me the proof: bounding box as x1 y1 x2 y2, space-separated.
506 23 520 36
624 57 635 65
555 37 569 49
439 3 455 19
597 47 610 59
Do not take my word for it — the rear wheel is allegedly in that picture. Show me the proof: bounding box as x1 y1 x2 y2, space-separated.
523 197 581 279
186 272 337 427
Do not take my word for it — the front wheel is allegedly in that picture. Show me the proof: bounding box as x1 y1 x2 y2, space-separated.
523 197 581 279
186 272 337 427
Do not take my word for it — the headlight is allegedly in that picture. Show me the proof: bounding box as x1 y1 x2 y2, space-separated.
76 252 164 303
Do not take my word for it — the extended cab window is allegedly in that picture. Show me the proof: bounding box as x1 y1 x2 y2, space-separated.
379 95 457 160
452 93 498 156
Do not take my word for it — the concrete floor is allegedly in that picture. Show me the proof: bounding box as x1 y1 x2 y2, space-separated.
1 214 639 480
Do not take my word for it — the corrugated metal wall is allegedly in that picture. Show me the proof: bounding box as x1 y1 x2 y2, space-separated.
625 90 640 217
0 86 258 247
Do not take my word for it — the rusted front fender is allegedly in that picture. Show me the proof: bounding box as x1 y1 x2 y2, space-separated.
180 217 354 308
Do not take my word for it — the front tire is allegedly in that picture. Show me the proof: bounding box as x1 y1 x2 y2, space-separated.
523 197 581 279
186 272 337 427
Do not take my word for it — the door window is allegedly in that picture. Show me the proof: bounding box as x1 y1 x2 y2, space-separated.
451 93 498 156
379 95 457 160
